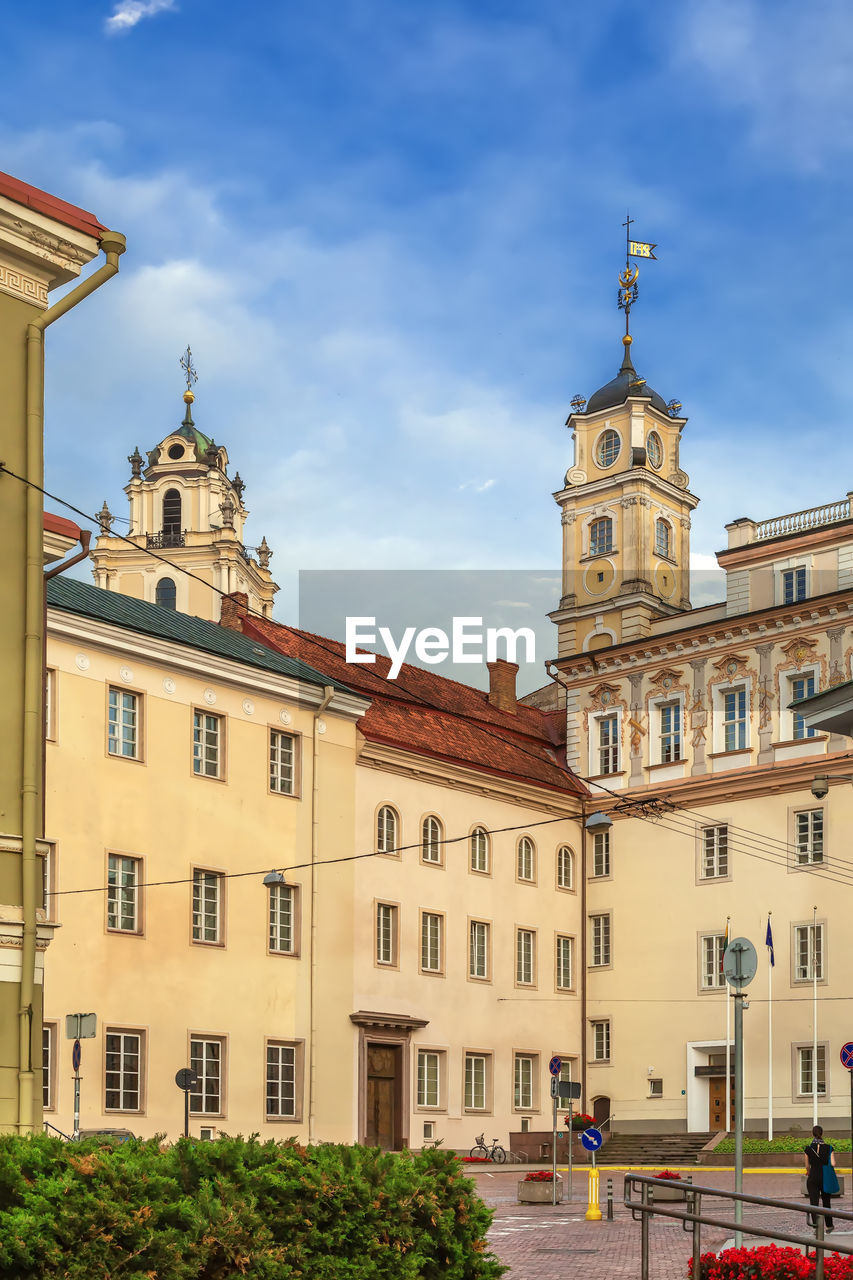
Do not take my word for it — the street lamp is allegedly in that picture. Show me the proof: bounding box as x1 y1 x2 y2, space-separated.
584 811 613 834
262 870 286 886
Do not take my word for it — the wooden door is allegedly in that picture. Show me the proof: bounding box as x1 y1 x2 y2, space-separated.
366 1044 400 1149
708 1076 735 1130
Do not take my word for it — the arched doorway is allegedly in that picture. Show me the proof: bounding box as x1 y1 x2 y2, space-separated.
592 1095 611 1130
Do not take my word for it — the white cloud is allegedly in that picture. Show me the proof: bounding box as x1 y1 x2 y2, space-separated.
105 0 176 35
458 478 496 493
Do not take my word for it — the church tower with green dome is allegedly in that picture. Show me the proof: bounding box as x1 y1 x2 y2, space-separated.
549 330 698 657
91 350 277 621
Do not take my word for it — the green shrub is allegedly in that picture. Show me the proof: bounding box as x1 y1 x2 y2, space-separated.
714 1136 852 1154
0 1134 506 1279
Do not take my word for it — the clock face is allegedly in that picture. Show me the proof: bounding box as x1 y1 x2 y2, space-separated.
646 431 663 470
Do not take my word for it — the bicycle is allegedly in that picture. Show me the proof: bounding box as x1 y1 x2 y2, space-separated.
469 1132 507 1163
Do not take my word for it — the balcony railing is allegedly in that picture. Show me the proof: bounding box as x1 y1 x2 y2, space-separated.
753 498 850 542
146 530 187 549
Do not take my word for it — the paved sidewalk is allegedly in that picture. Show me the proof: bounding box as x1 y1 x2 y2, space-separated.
469 1168 853 1280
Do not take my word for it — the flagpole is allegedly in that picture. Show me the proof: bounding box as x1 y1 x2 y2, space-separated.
812 904 819 1127
724 915 731 1134
767 912 773 1141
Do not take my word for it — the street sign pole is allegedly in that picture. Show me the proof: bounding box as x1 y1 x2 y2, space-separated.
841 1043 853 1212
72 1037 82 1139
723 937 758 1251
175 1068 199 1139
548 1056 561 1208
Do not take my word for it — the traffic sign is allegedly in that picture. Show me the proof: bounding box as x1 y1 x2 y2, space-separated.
580 1127 603 1152
549 1055 562 1077
723 938 758 989
71 1039 81 1073
840 1042 853 1070
175 1068 199 1091
66 1013 97 1039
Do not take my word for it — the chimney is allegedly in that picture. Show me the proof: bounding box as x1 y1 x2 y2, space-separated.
486 659 518 713
219 591 249 632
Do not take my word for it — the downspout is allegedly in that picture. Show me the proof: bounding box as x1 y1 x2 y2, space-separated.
20 232 125 1133
308 684 335 1143
580 800 588 1114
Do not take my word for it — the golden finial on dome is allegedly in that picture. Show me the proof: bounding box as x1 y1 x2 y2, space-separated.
617 214 657 339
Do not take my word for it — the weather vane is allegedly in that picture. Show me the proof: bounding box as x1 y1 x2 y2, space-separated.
180 345 198 394
617 214 657 338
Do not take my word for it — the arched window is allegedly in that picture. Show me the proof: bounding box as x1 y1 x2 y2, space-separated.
595 429 621 468
422 816 443 865
646 431 663 470
590 516 613 557
376 805 399 855
162 489 182 544
517 836 535 882
470 826 489 874
655 518 671 559
557 845 574 891
155 577 176 610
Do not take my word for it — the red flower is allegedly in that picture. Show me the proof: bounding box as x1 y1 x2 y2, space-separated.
655 1169 683 1182
523 1170 557 1182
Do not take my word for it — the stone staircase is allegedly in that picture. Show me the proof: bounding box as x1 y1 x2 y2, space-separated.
597 1131 715 1166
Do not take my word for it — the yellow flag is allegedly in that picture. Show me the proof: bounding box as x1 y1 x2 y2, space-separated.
629 240 657 259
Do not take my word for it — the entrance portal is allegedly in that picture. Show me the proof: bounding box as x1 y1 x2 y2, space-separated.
592 1095 611 1129
366 1043 401 1149
708 1076 735 1130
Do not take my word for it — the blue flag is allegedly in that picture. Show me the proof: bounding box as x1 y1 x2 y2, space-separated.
765 918 775 967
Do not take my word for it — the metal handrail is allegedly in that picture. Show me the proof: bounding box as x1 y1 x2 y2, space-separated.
43 1120 72 1140
625 1173 853 1280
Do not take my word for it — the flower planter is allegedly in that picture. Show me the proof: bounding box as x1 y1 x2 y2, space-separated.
649 1184 688 1202
800 1175 845 1197
518 1176 563 1204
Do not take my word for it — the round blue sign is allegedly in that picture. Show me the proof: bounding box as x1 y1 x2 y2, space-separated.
549 1055 562 1077
580 1126 603 1152
840 1042 853 1070
72 1039 81 1072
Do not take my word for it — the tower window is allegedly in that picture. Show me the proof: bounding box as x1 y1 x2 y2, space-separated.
589 517 613 557
168 444 185 460
155 577 177 610
782 567 807 604
646 431 663 469
162 489 182 543
655 519 671 559
595 430 621 468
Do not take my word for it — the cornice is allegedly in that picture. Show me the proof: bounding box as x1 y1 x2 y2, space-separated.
0 196 101 305
47 608 369 722
357 739 584 816
553 472 699 510
717 518 853 567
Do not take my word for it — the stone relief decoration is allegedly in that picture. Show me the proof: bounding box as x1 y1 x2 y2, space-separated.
648 668 684 694
779 637 819 670
758 679 774 729
565 468 587 487
589 683 621 711
711 653 750 681
628 714 647 754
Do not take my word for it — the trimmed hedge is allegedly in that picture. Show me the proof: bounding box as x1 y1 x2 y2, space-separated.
714 1137 852 1153
0 1133 506 1279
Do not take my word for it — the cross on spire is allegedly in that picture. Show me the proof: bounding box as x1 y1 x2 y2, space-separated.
180 345 198 393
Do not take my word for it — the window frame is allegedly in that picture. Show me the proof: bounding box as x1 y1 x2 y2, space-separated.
791 807 824 867
589 515 614 557
42 1021 57 1112
106 851 143 935
421 815 444 867
555 933 574 992
590 829 610 879
269 728 299 796
107 685 143 762
415 1048 445 1111
463 1051 492 1113
515 926 537 988
590 710 621 777
699 932 727 991
189 1033 227 1117
556 844 575 892
590 1018 611 1064
513 1051 539 1112
792 921 826 984
268 881 299 957
104 1027 145 1114
469 825 490 875
265 1039 303 1122
646 431 663 470
656 697 683 764
376 804 401 857
419 909 445 976
192 867 225 947
780 564 808 606
468 917 491 982
711 679 752 756
654 517 672 559
192 708 225 780
516 835 536 884
697 825 730 883
375 900 400 969
794 1042 829 1101
589 913 612 968
594 428 621 470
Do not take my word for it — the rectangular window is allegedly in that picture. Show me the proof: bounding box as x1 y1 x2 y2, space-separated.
701 826 729 879
42 1023 55 1110
797 1045 827 1097
469 920 490 980
376 903 398 966
795 810 823 865
464 1053 488 1110
659 700 682 763
421 911 443 973
597 716 619 775
649 1078 663 1098
190 1037 224 1114
590 517 613 556
269 883 296 954
590 914 611 967
192 870 223 944
591 830 610 878
794 923 824 981
783 566 807 604
193 711 222 778
269 730 296 794
108 688 140 759
655 521 671 558
266 1042 297 1118
790 674 817 740
557 845 574 890
722 687 747 752
700 933 727 989
105 1030 143 1112
417 1050 441 1108
107 854 141 933
514 1054 535 1110
556 935 573 990
516 928 535 985
591 1020 611 1063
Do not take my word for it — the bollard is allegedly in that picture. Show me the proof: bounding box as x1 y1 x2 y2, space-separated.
606 1177 614 1220
585 1164 602 1221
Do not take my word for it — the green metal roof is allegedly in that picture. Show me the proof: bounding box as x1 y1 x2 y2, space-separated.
47 577 355 696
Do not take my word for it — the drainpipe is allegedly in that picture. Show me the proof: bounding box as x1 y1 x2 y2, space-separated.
308 684 334 1144
42 531 92 830
19 232 125 1133
580 800 588 1114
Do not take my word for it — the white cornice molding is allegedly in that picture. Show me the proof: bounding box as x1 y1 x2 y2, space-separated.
0 196 101 306
553 472 699 509
47 607 369 722
358 739 583 816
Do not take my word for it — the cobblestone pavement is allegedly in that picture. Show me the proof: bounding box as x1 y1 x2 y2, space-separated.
469 1168 853 1280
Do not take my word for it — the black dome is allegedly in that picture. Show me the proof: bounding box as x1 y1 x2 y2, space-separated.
584 339 669 416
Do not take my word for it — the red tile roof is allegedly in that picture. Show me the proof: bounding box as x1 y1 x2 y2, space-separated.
44 511 82 540
241 612 585 797
0 171 106 240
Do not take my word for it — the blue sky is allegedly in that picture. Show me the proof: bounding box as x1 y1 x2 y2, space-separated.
5 0 853 622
